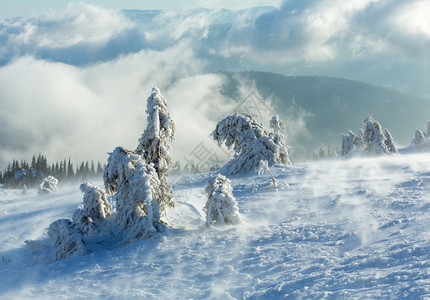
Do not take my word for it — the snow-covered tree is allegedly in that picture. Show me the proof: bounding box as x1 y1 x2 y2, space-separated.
48 219 86 260
104 147 165 243
38 175 58 195
383 128 398 154
212 113 291 175
269 115 291 165
363 115 391 155
73 182 112 234
413 130 426 150
427 121 430 137
136 87 175 209
204 174 242 227
341 116 397 157
341 130 357 156
354 129 365 150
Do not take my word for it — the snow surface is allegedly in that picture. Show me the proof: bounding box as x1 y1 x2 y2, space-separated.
2 154 430 299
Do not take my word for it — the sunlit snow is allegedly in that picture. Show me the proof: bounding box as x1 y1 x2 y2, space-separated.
1 153 430 298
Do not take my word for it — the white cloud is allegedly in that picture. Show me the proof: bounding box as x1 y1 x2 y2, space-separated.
0 1 429 168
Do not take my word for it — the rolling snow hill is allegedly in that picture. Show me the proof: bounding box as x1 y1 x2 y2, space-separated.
1 153 430 298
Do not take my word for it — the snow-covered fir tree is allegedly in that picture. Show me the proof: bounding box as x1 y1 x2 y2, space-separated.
136 87 175 210
341 130 357 156
73 182 112 234
212 113 291 175
38 175 58 195
363 115 391 155
427 121 430 137
104 147 165 243
354 129 365 150
383 128 398 154
204 174 242 227
413 130 426 150
269 115 291 165
48 219 87 260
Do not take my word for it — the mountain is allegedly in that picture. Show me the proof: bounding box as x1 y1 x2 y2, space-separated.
222 72 430 159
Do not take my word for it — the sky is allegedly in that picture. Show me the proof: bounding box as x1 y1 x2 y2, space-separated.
0 0 282 18
0 0 429 170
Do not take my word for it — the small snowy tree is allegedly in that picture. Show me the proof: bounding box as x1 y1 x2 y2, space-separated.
73 182 112 234
413 130 426 150
354 129 365 150
204 174 242 227
136 87 175 209
363 115 390 155
383 128 398 154
269 115 291 165
212 113 291 175
48 219 87 260
38 175 58 195
104 147 165 243
341 130 357 156
426 121 430 137
256 160 278 187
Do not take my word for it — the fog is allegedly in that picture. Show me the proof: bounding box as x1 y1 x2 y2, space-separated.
0 1 428 169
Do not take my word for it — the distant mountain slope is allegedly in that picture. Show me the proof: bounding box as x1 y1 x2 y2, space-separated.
222 71 430 159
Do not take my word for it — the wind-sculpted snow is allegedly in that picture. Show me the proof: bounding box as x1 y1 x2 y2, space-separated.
1 154 430 298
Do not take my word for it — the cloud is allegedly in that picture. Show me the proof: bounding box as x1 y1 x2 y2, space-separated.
0 1 429 168
0 40 210 167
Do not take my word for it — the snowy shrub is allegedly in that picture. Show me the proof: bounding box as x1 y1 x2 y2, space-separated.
38 175 58 195
204 174 242 227
73 182 111 234
48 219 87 260
212 113 291 175
104 147 165 243
136 87 175 209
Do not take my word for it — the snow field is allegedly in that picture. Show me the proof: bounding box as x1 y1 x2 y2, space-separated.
1 154 430 298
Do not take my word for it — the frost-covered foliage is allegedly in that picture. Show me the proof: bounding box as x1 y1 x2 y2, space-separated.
48 219 86 260
104 147 165 242
73 182 111 234
269 115 291 165
204 174 242 227
406 120 430 152
136 87 175 209
383 128 398 154
212 113 291 175
341 115 397 157
427 121 430 137
363 116 391 155
414 130 426 150
38 175 58 195
341 131 358 156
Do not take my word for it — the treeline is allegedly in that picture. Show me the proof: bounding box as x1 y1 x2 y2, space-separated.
0 154 104 189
